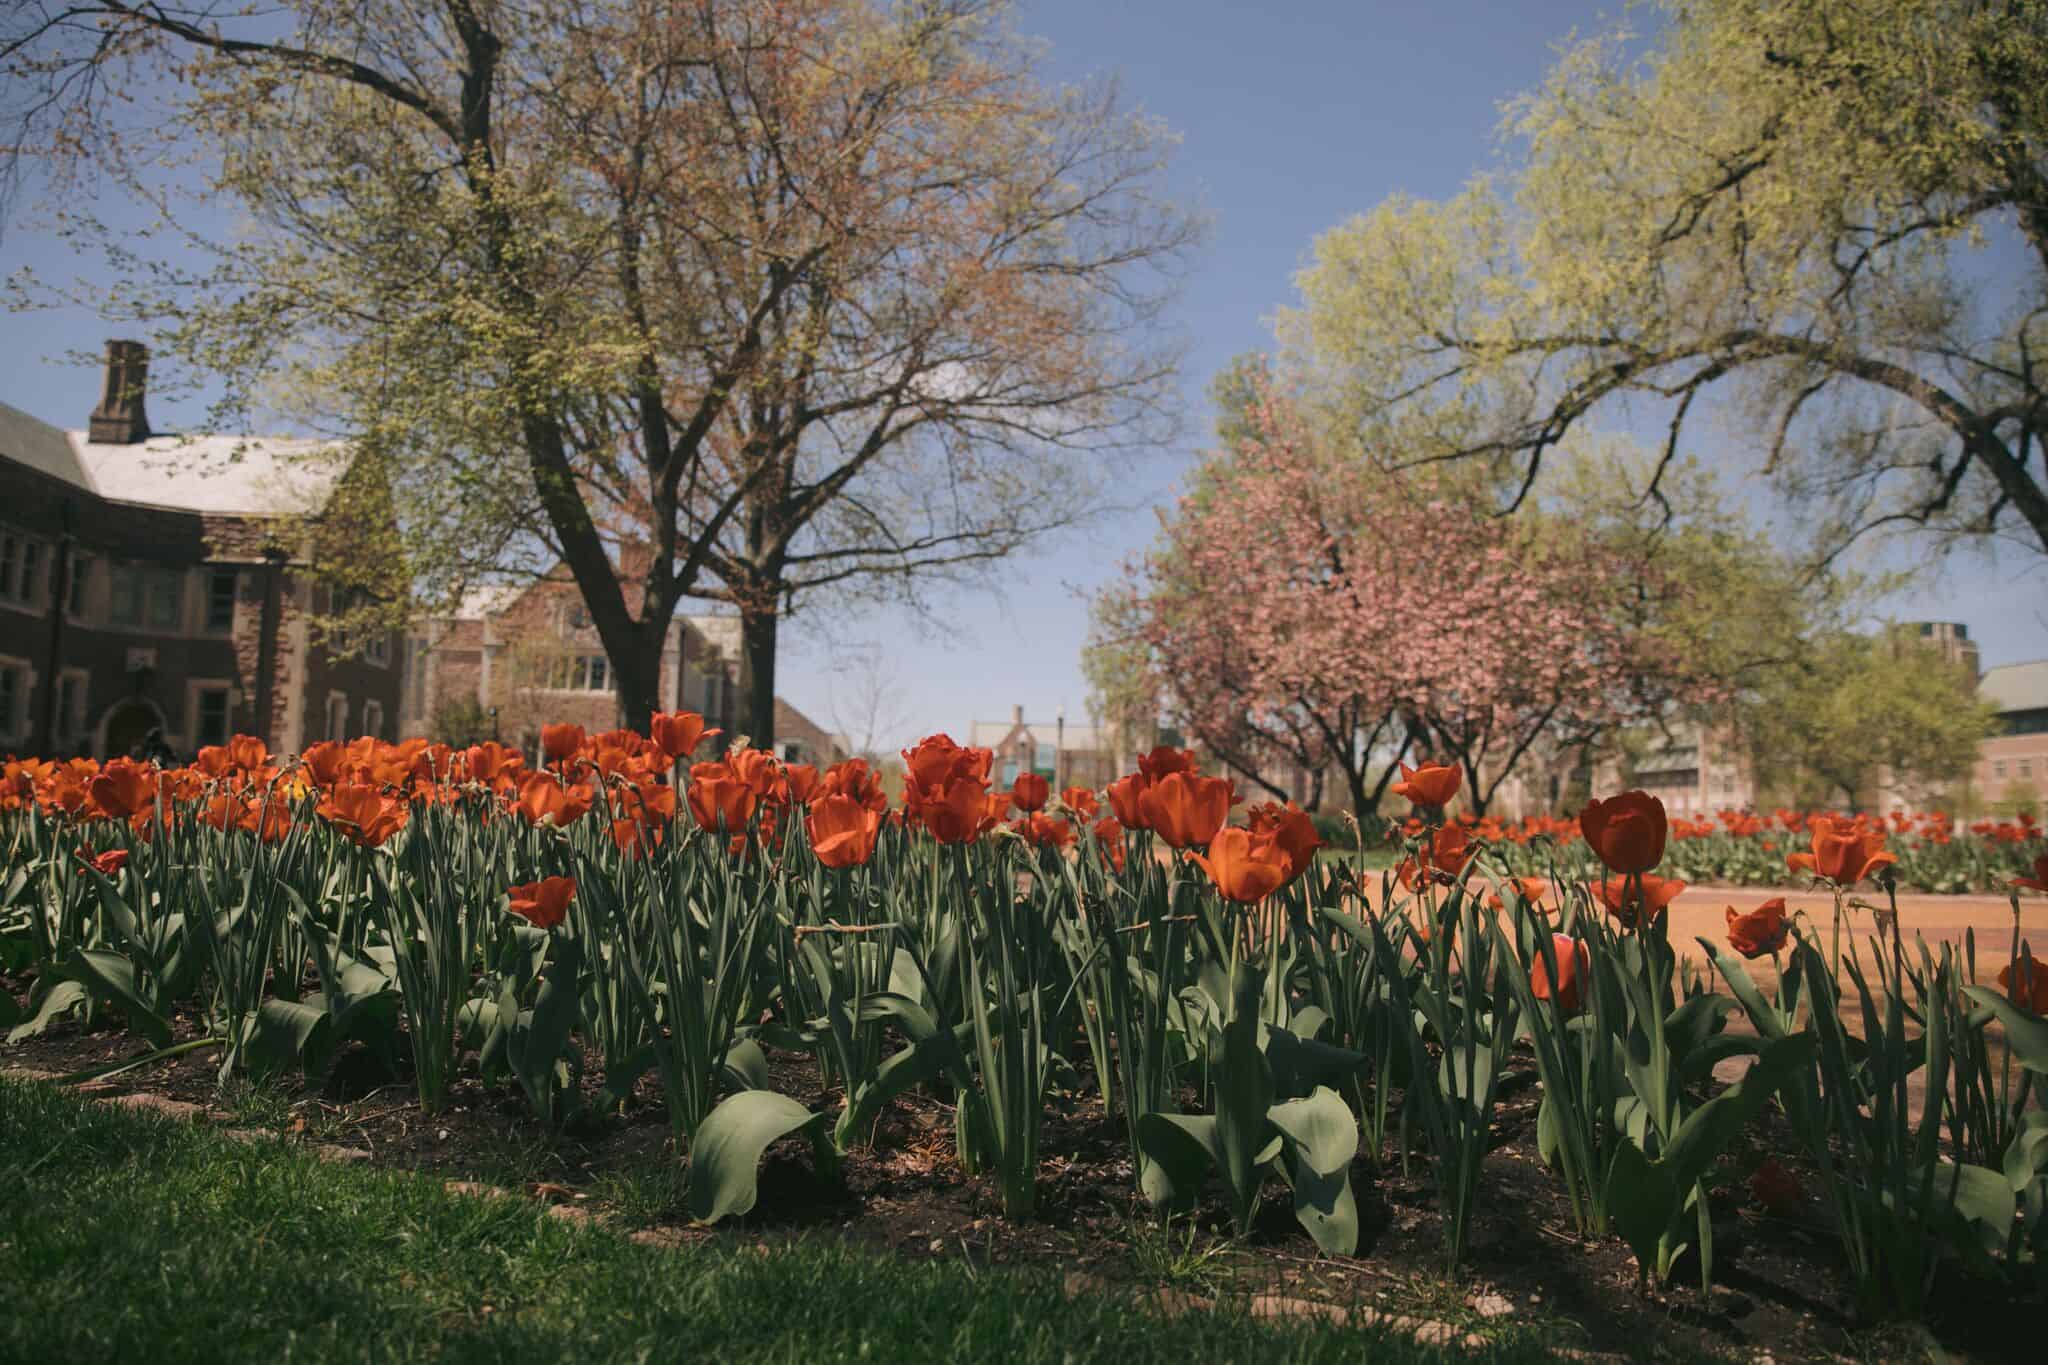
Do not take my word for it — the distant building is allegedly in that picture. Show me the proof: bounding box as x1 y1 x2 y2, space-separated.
969 704 1121 792
0 341 400 759
400 573 838 763
1976 659 2048 811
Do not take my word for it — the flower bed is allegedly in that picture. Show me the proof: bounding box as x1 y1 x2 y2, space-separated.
3 730 2046 1343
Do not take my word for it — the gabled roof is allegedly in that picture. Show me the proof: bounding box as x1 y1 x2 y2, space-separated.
1981 660 2048 714
1 398 348 517
0 401 91 488
67 428 346 516
967 717 1112 751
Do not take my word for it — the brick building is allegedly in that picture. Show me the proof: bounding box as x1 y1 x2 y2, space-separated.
399 575 843 764
969 704 1137 794
1976 659 2048 812
0 341 401 760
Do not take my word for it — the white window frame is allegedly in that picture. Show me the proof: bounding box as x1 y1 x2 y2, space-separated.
54 667 89 747
0 530 45 610
0 653 39 746
325 690 349 743
203 565 240 634
361 699 384 741
185 677 237 751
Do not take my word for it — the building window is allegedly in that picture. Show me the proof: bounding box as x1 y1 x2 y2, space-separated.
0 532 41 607
532 653 610 692
362 700 384 741
110 563 183 629
205 568 238 632
195 688 231 748
364 631 390 667
324 692 348 742
56 673 86 744
1995 760 2008 779
68 554 91 616
0 662 21 739
2023 759 2035 780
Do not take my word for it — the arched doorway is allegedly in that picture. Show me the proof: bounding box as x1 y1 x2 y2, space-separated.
99 699 163 760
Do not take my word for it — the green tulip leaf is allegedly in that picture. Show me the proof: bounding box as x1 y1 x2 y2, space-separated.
686 1090 830 1224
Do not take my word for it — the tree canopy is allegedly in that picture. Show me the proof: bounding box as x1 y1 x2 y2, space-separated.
2 0 1193 735
1282 0 2048 559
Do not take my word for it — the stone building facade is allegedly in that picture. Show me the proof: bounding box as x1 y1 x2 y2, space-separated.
399 574 842 764
0 341 401 760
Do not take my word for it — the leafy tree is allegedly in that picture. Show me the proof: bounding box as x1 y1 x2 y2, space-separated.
1733 626 1997 809
2 0 1192 737
1282 0 2048 559
1097 383 1719 821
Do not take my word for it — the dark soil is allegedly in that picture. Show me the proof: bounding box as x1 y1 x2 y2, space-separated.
1 967 2034 1364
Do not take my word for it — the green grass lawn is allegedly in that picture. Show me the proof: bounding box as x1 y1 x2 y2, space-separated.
0 1077 1550 1364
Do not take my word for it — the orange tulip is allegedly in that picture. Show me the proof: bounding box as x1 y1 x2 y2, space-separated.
901 734 992 803
1061 786 1101 820
1106 773 1148 829
300 741 348 789
808 794 882 869
922 776 993 845
728 747 783 801
1392 760 1460 809
1138 771 1233 850
1188 827 1291 904
79 848 129 876
818 758 888 812
2008 854 2048 893
316 782 409 848
226 733 270 773
1786 817 1896 886
88 759 157 822
783 764 821 807
1592 873 1687 930
466 741 525 786
1135 745 1199 783
686 761 759 834
540 723 586 765
1092 816 1127 872
650 710 720 762
1486 876 1551 914
1725 897 1791 959
1530 934 1590 1012
507 876 576 931
2001 950 2048 1013
512 772 594 828
1011 771 1050 814
1011 811 1078 851
1580 791 1667 875
1246 801 1323 881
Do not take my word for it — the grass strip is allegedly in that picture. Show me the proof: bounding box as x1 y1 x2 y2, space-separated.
0 1077 1555 1363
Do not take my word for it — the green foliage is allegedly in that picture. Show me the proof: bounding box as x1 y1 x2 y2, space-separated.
1280 0 2048 559
1736 627 1998 808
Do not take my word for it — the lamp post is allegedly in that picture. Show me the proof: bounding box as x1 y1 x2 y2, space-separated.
1055 704 1065 791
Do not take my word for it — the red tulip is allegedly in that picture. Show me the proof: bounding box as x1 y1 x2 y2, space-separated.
1529 934 1590 1012
507 876 576 931
1725 897 1791 959
1580 791 1668 874
1392 760 1460 809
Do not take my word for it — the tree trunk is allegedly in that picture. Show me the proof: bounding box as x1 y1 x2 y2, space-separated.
611 623 668 735
740 602 779 750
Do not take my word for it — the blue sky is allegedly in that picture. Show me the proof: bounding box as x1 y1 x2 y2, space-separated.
2 1 2043 750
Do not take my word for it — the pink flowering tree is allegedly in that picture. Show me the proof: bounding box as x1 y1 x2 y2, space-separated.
1102 383 1713 821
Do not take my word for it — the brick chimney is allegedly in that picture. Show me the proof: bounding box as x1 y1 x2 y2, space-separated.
88 339 152 444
